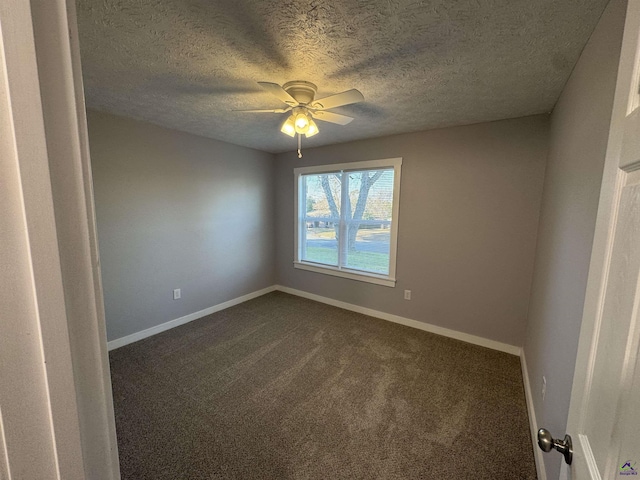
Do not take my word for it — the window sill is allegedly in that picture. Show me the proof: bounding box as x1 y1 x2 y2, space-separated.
293 261 396 287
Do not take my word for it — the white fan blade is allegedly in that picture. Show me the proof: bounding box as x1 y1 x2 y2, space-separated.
257 82 298 106
310 89 364 110
234 108 291 113
311 110 354 125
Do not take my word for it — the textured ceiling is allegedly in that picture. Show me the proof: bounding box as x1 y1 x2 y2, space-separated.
76 0 610 153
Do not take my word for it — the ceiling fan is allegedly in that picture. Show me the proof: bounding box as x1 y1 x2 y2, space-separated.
237 81 364 157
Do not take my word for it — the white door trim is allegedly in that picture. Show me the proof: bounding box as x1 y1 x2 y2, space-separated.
0 0 120 477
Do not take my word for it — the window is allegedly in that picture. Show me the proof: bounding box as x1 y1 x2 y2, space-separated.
294 158 402 287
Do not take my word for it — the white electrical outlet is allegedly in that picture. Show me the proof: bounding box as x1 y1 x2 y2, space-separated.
404 290 411 300
542 376 547 401
173 288 181 300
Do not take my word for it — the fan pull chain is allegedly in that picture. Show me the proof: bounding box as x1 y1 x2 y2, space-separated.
297 133 302 158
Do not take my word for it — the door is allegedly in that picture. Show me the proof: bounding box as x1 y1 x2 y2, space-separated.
561 1 640 478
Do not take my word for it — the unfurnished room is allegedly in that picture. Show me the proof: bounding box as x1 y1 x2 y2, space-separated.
2 0 639 479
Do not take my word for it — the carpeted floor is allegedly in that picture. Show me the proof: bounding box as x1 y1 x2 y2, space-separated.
109 291 537 479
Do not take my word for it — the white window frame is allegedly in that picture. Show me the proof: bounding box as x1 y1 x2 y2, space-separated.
293 157 402 287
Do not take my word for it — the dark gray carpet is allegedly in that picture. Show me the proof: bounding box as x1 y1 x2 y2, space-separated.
109 291 536 479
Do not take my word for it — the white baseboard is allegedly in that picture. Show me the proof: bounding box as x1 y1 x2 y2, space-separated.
275 285 522 356
520 350 547 480
108 283 522 358
107 285 277 350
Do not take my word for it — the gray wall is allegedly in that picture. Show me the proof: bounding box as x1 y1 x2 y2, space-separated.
523 0 626 478
275 116 549 347
88 111 276 341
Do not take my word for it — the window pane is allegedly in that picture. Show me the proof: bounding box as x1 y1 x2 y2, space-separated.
301 172 341 266
345 224 390 274
303 225 339 266
343 168 393 274
303 172 341 219
346 169 394 220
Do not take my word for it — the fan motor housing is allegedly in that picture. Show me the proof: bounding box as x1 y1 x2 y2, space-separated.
283 80 317 105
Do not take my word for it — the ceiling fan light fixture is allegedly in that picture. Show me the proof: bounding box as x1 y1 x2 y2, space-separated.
249 81 364 152
305 118 319 137
294 111 310 134
280 115 296 137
